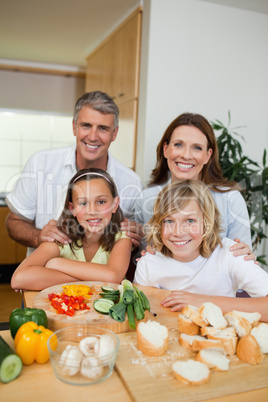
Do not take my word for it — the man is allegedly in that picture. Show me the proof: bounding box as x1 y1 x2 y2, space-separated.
6 91 143 255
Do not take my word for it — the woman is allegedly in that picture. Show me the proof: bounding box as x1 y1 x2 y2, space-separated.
135 113 254 259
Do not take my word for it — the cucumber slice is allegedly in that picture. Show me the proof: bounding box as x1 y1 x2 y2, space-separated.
94 299 114 314
101 286 120 294
0 336 22 383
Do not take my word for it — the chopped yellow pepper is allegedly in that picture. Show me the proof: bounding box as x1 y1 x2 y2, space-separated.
62 284 92 298
14 321 57 365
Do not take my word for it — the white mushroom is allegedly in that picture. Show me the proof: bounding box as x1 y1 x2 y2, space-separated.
98 334 116 359
80 356 103 379
79 336 99 356
59 345 83 376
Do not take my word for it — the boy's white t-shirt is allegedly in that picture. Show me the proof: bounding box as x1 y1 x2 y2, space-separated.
134 238 268 298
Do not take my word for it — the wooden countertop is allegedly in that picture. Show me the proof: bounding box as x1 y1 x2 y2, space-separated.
2 286 266 402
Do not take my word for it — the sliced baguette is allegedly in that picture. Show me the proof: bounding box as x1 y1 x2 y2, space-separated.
177 313 200 336
232 310 261 326
196 348 230 371
181 305 208 327
206 332 238 356
199 302 228 330
179 333 222 351
251 323 268 353
172 359 210 385
137 320 168 357
236 334 264 365
201 326 236 337
224 311 252 337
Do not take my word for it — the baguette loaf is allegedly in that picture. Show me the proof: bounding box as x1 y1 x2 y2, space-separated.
251 323 268 353
199 302 227 330
196 348 230 371
236 334 264 365
136 320 168 357
172 359 210 385
177 313 199 336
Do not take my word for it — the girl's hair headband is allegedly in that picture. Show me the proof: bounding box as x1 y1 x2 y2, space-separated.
73 172 113 185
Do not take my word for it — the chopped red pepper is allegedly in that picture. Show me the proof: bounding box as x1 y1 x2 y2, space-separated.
48 292 90 316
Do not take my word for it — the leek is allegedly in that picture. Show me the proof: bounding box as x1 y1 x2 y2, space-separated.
108 285 126 322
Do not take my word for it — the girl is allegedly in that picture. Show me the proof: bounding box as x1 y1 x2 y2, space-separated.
135 113 255 260
11 168 132 290
134 180 268 321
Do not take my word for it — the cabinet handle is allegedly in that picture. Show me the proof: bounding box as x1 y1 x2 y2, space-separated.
118 93 124 97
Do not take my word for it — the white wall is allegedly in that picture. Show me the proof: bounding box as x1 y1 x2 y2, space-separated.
137 0 268 185
136 0 268 259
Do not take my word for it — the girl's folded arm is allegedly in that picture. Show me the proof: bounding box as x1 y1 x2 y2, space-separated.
46 237 132 284
11 242 79 290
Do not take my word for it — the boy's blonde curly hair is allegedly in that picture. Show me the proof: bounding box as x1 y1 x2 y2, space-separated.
146 180 222 258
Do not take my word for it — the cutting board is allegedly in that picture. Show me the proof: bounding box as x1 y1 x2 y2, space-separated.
115 330 268 402
33 281 148 334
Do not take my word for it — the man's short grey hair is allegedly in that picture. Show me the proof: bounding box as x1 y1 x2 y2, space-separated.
73 91 119 129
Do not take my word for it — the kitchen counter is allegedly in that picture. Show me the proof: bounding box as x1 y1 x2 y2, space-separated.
1 286 267 402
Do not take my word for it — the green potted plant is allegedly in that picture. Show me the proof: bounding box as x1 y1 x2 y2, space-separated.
211 112 268 266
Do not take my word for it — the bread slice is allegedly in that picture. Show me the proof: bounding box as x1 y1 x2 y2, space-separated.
181 305 208 327
224 311 252 337
236 334 264 365
251 323 268 353
206 331 238 356
232 310 261 326
177 313 199 336
196 348 230 371
172 359 210 385
199 302 227 330
179 333 222 351
137 320 168 356
201 326 236 337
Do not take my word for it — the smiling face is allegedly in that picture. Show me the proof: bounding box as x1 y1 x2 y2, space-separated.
73 106 118 170
69 178 119 239
161 200 204 262
163 125 212 181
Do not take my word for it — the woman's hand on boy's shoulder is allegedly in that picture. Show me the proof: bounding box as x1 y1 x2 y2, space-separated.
120 218 144 248
229 238 258 263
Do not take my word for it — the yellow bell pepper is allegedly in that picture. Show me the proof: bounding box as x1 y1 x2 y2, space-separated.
14 321 57 365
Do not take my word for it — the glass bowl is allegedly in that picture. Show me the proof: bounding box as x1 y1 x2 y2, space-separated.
47 325 119 385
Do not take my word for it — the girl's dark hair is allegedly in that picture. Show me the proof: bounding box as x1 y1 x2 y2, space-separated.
149 113 238 192
57 168 123 255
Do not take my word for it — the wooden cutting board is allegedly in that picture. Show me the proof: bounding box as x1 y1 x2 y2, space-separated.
33 281 148 334
115 330 268 402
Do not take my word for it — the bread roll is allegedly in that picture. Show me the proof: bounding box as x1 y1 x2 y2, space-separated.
177 313 199 336
172 359 210 385
196 348 230 371
137 320 168 356
236 334 264 365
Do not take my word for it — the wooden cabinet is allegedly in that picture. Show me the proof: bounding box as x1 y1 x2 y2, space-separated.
0 207 26 265
85 8 142 170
